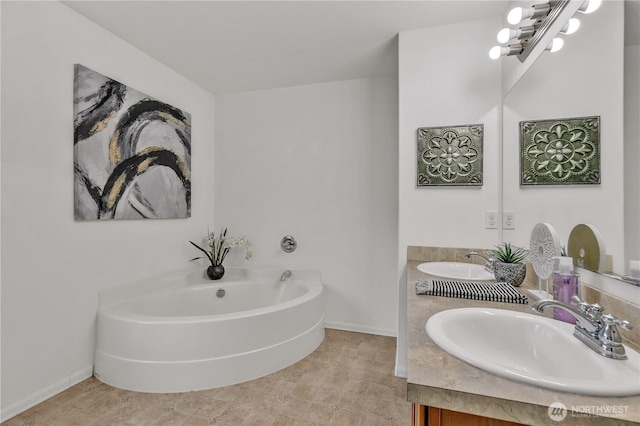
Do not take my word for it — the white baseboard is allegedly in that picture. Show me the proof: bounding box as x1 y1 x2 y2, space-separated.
1 366 94 422
394 362 408 378
324 321 397 337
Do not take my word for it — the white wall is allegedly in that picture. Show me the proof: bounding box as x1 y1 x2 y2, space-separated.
214 77 399 336
0 2 216 420
396 17 502 376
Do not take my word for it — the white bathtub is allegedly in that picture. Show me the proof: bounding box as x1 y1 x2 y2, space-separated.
94 266 324 393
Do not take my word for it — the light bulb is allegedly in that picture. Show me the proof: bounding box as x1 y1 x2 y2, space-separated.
561 18 580 35
547 37 564 53
489 45 523 59
489 46 504 59
579 0 602 14
507 3 551 25
497 28 515 43
497 26 536 44
507 7 524 25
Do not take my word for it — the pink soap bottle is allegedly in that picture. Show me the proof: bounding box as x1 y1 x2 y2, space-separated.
552 256 580 324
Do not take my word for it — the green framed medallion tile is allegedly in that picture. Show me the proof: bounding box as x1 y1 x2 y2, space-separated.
520 116 600 185
417 124 483 187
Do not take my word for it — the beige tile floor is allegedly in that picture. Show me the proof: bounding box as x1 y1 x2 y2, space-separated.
3 329 410 426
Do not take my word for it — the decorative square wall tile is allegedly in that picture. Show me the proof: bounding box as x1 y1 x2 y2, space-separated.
417 124 483 186
520 116 600 185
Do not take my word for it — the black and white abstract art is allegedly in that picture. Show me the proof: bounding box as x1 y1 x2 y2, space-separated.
73 64 191 220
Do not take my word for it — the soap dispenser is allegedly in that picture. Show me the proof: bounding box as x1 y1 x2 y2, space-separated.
552 256 580 324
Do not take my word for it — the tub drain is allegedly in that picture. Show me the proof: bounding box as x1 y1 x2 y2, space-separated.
216 288 226 298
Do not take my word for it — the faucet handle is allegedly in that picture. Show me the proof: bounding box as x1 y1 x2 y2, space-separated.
602 313 633 331
571 295 591 312
587 303 603 319
571 296 603 320
571 295 601 309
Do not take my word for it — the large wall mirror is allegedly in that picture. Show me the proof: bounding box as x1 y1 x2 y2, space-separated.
502 1 639 281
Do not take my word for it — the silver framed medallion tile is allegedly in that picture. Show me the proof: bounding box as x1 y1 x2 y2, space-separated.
417 124 483 186
520 116 600 185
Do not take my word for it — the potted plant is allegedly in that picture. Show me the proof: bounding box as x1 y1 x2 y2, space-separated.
190 228 252 280
491 242 529 287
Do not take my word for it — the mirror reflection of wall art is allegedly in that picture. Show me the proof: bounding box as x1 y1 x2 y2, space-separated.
73 64 191 220
417 124 483 186
520 116 600 186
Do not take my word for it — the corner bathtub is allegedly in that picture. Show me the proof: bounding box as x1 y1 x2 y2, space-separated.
94 266 324 393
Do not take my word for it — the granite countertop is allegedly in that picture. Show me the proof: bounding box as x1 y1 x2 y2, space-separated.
406 260 640 426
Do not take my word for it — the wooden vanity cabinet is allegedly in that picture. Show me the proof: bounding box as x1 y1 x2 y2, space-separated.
412 404 526 426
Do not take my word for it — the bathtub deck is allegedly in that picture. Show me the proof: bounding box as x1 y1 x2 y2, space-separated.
2 329 410 426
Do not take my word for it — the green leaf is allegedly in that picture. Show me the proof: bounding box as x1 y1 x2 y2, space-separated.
189 240 213 265
492 242 529 263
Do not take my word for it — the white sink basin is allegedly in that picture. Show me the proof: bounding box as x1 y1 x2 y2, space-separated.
417 262 494 281
426 308 640 396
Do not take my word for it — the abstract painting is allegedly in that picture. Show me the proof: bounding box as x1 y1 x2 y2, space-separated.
520 116 600 185
417 124 483 186
73 64 191 220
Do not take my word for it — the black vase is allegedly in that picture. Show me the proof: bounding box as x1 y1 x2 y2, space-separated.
207 264 225 280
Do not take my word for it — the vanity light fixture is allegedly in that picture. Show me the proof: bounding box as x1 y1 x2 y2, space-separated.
490 0 598 61
491 0 557 61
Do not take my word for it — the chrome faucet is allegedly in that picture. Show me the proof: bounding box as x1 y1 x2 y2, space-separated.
280 270 292 281
531 296 633 360
465 252 496 272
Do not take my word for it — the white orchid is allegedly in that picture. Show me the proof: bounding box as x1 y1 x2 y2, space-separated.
190 227 252 266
